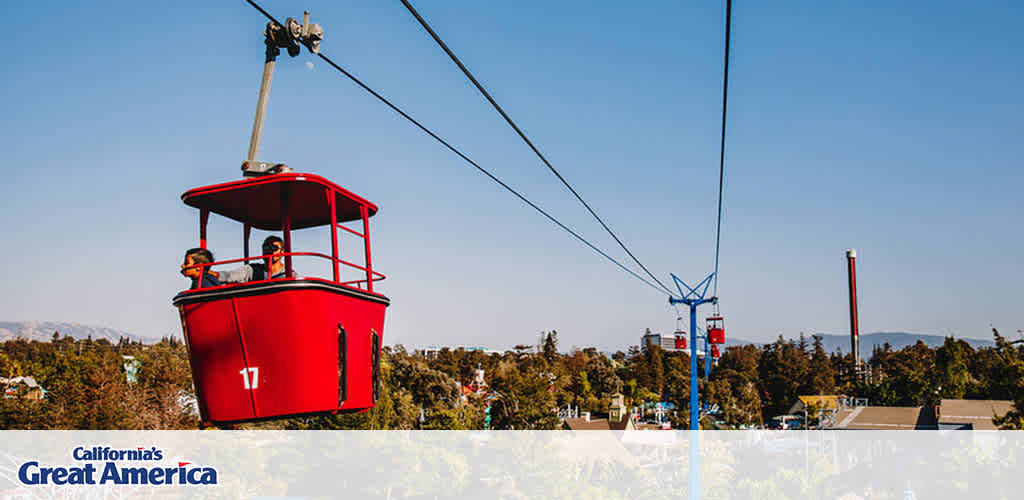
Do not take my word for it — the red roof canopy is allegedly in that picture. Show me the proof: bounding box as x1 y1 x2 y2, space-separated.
182 173 378 230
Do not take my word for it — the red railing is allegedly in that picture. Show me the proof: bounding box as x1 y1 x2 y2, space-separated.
183 251 386 292
186 178 385 295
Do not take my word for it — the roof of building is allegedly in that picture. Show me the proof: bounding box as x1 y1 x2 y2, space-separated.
609 419 633 431
563 417 614 430
801 395 841 410
635 423 669 430
938 399 1014 430
789 395 842 414
830 406 937 430
563 417 637 431
0 376 39 388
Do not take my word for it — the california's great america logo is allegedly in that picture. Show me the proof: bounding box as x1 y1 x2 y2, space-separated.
18 446 217 486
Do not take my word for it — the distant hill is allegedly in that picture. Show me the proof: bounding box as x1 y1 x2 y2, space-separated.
0 321 149 344
728 332 995 361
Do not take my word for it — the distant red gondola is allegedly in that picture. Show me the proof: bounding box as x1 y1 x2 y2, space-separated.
173 173 389 424
707 316 725 345
674 331 687 350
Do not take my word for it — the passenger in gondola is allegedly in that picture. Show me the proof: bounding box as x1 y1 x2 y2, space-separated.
217 235 290 283
181 248 221 289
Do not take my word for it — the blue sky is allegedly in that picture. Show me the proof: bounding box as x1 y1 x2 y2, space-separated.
1 1 1021 350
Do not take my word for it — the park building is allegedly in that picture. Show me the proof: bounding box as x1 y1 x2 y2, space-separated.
641 330 689 353
1 376 45 401
561 393 638 431
786 396 1014 430
419 345 503 359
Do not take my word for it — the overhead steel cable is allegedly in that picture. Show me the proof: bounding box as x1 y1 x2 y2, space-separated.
242 0 678 299
712 0 732 300
397 0 677 298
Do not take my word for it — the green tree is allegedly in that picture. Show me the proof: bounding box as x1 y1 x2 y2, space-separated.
706 345 762 428
489 356 558 429
934 337 974 399
759 336 811 418
807 336 836 395
542 330 559 362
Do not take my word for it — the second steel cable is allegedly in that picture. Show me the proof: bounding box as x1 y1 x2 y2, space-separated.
242 0 679 299
398 0 677 298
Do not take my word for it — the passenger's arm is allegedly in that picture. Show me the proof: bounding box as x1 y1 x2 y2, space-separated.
217 264 254 284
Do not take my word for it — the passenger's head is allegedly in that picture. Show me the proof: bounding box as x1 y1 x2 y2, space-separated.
261 236 283 255
262 236 284 265
181 248 214 279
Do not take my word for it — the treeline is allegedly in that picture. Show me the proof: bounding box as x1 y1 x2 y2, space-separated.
2 330 1022 430
708 330 1024 427
0 333 195 429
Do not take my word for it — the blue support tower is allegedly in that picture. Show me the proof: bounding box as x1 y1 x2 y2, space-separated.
669 272 717 430
669 272 717 500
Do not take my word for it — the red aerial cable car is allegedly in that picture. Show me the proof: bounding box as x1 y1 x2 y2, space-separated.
172 14 388 425
674 330 687 350
710 344 720 359
707 316 725 345
173 173 389 425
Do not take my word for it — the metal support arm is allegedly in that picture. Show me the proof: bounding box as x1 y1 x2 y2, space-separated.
242 12 324 177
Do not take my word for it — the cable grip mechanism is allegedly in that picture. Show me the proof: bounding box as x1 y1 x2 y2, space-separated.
243 11 324 177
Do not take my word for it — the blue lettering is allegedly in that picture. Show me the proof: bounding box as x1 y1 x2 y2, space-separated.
18 462 39 485
68 464 95 485
20 464 99 485
48 452 213 487
200 468 217 485
100 462 120 484
122 467 148 485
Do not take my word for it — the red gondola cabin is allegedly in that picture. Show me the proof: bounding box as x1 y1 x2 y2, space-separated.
707 316 725 345
173 172 389 425
674 331 687 350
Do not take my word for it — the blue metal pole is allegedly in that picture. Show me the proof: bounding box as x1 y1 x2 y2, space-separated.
689 303 699 430
689 302 699 500
670 272 714 500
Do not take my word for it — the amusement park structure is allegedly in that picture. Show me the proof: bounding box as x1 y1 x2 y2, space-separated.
174 0 733 447
174 11 388 426
846 248 862 375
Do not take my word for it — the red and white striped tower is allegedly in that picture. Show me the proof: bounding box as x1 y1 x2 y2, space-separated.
846 249 861 374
